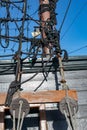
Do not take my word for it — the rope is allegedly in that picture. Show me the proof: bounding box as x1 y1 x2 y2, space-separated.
12 101 25 130
58 53 69 90
19 112 25 130
10 0 40 25
64 110 72 130
13 110 16 130
73 107 78 130
1 0 24 3
64 106 77 130
17 100 23 130
58 52 77 129
15 0 27 87
34 56 52 91
66 100 76 130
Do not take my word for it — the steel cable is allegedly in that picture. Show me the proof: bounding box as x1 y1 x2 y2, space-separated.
61 1 87 40
59 0 72 32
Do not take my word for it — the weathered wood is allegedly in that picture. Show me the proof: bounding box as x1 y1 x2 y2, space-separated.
21 90 77 104
0 90 77 105
39 104 48 130
0 106 4 130
0 94 7 105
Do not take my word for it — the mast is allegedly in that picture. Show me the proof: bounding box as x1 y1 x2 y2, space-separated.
39 0 50 55
39 0 60 57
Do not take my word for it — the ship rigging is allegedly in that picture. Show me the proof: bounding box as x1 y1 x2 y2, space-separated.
0 0 78 130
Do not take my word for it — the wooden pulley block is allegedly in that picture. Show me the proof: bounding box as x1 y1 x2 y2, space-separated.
9 98 30 119
59 96 78 116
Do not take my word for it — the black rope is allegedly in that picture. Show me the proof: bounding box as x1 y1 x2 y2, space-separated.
0 54 14 58
34 64 52 92
34 56 52 92
10 1 40 25
0 2 10 48
1 0 24 4
5 73 38 106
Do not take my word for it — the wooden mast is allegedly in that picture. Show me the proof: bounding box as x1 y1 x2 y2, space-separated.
39 0 50 56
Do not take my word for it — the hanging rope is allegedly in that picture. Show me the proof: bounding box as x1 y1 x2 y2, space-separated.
19 112 25 130
58 54 78 130
13 110 16 130
10 98 30 130
58 47 78 130
17 100 23 130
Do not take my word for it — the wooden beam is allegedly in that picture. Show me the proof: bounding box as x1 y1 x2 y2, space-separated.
39 104 48 130
21 90 78 103
0 104 48 130
0 90 77 105
0 106 5 130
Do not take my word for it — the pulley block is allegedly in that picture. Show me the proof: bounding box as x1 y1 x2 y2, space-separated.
10 98 30 119
59 97 78 116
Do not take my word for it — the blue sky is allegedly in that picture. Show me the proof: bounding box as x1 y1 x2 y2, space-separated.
0 0 87 58
57 0 87 56
28 0 87 56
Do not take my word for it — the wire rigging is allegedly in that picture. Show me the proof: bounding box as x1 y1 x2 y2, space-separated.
69 44 87 54
59 0 72 32
61 1 87 40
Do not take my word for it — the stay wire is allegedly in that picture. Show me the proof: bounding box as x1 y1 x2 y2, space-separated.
30 8 38 17
61 1 87 40
1 0 24 4
69 45 87 54
59 0 72 32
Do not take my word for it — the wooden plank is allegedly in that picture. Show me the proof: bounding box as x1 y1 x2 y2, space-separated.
39 104 48 130
0 90 77 105
0 93 7 105
0 106 4 130
21 90 78 104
